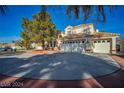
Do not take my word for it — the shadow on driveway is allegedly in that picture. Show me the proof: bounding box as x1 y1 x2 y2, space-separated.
0 52 123 88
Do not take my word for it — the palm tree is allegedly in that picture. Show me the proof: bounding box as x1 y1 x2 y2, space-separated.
0 5 114 22
44 5 114 22
66 5 114 22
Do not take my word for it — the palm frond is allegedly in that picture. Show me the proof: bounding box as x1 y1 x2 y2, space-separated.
0 5 8 14
66 5 114 22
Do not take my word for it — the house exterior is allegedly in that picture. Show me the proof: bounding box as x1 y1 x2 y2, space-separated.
58 24 119 54
0 43 18 49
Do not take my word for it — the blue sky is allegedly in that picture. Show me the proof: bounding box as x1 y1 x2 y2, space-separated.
0 5 124 43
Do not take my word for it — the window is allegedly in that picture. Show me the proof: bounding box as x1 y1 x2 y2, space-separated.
84 28 90 34
67 30 71 35
102 40 105 43
107 40 110 42
94 41 97 43
98 41 101 43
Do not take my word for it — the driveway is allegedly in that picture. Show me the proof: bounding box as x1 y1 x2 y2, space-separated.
0 52 120 80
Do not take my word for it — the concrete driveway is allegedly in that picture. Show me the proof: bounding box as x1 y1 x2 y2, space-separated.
0 52 120 80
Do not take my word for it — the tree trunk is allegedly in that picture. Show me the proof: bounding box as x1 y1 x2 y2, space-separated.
42 40 45 50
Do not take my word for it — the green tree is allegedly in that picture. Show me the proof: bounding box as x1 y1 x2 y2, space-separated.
21 18 31 49
15 40 24 48
21 30 31 49
20 9 61 50
32 11 57 49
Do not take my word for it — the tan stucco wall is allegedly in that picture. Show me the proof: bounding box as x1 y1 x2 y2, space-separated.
64 24 96 36
111 37 117 54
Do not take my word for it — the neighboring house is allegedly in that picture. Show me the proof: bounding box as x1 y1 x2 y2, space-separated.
0 43 13 48
0 42 23 50
59 24 119 54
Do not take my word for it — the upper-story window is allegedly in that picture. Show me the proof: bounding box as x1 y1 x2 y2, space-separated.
84 27 91 34
67 30 72 34
65 26 73 35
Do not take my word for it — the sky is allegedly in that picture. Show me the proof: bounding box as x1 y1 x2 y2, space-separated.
0 5 124 43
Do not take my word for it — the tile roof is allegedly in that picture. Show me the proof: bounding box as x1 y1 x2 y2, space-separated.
61 32 119 40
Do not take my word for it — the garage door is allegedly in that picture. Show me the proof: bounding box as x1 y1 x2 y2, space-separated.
93 40 110 53
61 40 86 53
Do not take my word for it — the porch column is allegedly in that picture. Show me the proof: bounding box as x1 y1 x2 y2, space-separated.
111 37 116 54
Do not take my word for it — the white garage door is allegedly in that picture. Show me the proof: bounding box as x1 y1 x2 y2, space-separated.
93 40 110 53
61 40 86 53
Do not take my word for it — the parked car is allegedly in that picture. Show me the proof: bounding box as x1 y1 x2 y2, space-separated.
0 48 5 52
4 47 13 52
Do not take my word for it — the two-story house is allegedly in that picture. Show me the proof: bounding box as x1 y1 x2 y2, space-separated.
59 23 119 54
